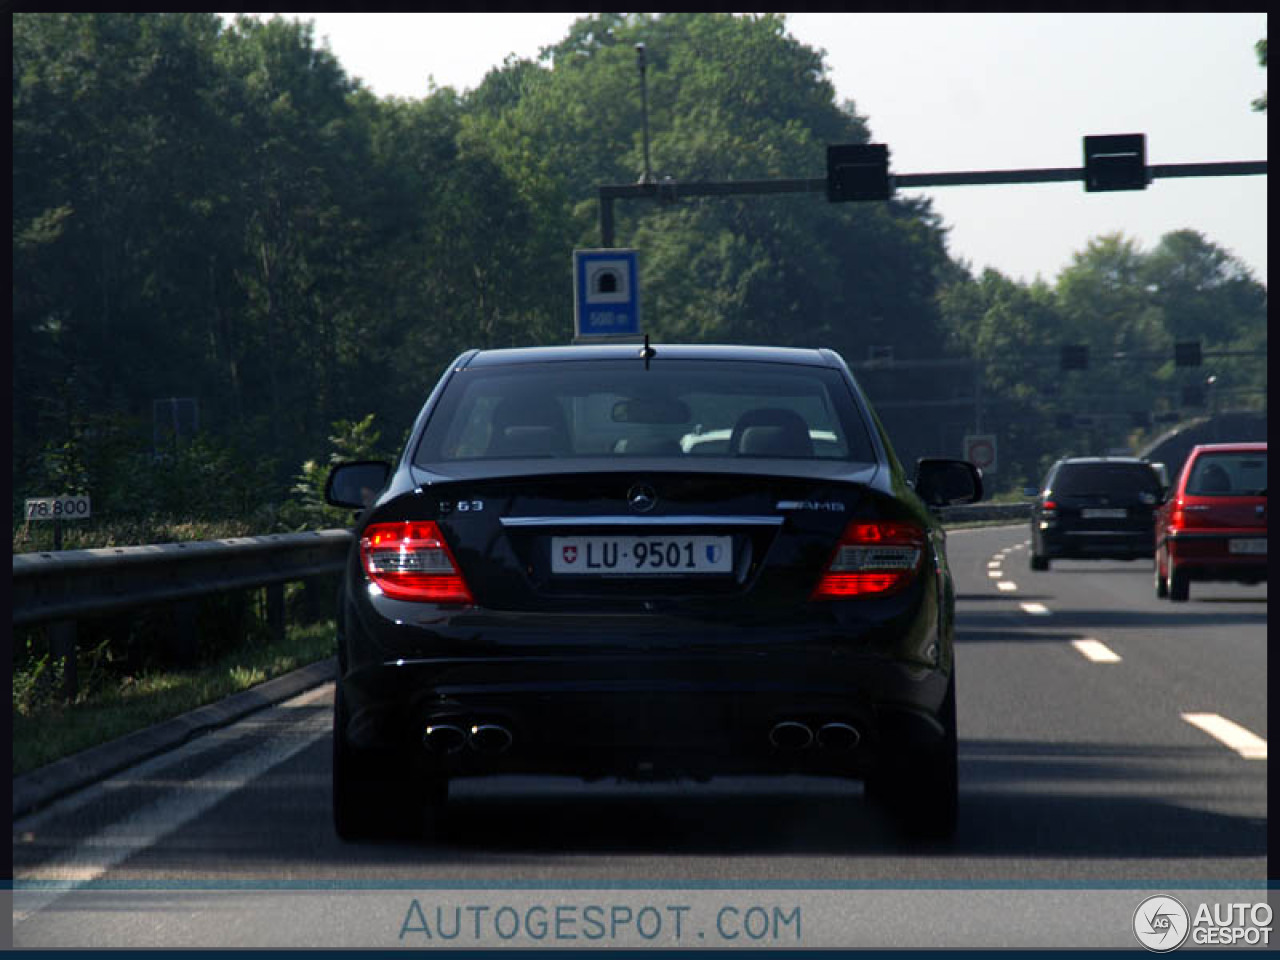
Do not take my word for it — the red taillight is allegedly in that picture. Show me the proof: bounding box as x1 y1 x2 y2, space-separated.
811 521 926 599
1042 499 1058 512
359 521 474 604
1170 499 1185 529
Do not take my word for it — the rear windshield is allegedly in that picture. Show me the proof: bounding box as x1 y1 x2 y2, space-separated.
413 360 876 465
1049 462 1162 498
1185 451 1267 496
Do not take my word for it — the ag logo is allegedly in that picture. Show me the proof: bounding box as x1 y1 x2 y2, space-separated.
1133 895 1189 952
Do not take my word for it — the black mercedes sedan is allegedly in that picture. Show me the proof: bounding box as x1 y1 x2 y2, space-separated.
324 344 982 842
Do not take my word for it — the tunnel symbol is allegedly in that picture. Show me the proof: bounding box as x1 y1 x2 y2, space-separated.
592 269 620 295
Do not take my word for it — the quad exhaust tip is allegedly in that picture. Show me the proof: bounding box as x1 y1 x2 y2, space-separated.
816 722 861 750
423 720 514 754
469 723 514 755
422 723 467 754
769 721 814 750
769 720 861 751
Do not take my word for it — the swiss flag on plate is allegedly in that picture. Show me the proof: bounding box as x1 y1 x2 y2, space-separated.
562 545 578 565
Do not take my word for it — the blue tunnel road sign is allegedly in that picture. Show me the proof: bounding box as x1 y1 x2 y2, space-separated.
574 249 640 340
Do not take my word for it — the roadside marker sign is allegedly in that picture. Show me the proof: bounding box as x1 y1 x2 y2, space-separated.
573 249 640 341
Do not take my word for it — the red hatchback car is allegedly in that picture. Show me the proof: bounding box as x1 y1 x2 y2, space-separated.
1154 442 1267 601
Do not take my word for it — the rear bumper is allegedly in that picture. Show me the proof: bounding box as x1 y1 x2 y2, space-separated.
338 649 950 780
1165 532 1268 582
1038 526 1153 559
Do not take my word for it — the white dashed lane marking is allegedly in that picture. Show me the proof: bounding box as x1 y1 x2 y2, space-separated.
1182 713 1268 760
1020 602 1051 616
996 581 1018 592
1071 638 1122 663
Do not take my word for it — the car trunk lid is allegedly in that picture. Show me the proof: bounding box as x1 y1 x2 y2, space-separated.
402 464 887 614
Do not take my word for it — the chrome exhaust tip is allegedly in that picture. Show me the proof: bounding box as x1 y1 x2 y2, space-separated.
817 722 861 750
422 723 467 754
469 723 513 754
768 721 814 750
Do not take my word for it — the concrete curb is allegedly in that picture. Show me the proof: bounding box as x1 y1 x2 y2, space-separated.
12 656 337 820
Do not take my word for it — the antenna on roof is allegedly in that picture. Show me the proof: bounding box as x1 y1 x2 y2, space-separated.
640 333 656 371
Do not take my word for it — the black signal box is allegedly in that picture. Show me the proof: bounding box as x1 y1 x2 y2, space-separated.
1084 134 1148 192
1174 341 1202 367
827 144 892 202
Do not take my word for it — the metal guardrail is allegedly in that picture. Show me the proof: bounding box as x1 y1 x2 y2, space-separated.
12 529 354 627
939 502 1032 524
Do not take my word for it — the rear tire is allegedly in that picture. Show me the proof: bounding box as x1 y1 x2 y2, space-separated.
1169 562 1190 603
333 685 447 842
1030 553 1049 571
867 672 958 842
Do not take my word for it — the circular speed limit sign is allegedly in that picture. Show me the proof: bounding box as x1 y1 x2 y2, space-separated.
963 435 996 474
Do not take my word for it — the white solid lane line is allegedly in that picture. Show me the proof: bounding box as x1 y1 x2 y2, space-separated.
1182 713 1268 760
1020 602 1050 616
1071 638 1122 663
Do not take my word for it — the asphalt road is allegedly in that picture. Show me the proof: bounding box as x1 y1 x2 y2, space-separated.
11 525 1268 949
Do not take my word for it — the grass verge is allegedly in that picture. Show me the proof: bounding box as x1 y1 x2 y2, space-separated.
12 621 335 777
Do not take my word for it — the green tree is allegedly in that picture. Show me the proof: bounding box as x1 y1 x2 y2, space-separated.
283 414 390 530
937 269 1070 484
458 13 958 467
1143 230 1267 413
1143 230 1265 344
13 13 249 511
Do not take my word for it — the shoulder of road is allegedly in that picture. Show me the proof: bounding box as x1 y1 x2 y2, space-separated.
13 657 337 820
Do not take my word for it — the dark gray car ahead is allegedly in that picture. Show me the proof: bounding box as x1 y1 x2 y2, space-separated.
1028 456 1163 570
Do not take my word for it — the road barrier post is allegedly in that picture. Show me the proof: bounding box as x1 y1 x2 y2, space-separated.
49 619 77 702
267 583 286 646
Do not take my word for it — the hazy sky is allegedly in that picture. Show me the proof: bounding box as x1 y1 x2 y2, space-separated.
229 13 1268 285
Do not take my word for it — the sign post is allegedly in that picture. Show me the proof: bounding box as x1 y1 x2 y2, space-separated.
25 495 92 551
573 249 640 342
23 494 92 699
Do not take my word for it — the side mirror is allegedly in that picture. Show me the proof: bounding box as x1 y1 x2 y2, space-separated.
915 458 984 507
325 460 392 510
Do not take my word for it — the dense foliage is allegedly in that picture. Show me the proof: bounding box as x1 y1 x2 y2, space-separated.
13 12 1268 535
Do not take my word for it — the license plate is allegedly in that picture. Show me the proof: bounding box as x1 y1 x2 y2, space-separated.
1229 538 1267 555
552 536 733 574
1082 508 1127 519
